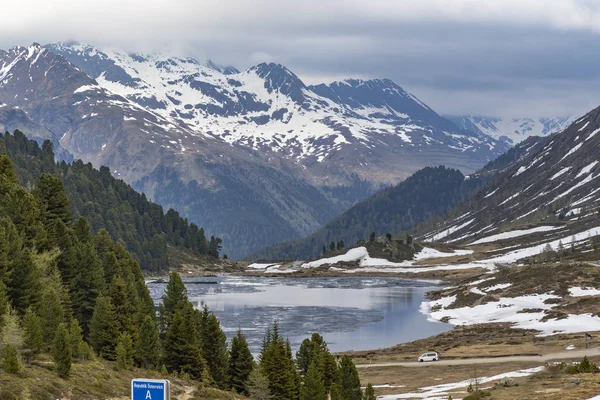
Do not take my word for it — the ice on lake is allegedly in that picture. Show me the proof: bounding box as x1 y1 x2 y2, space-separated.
147 276 452 353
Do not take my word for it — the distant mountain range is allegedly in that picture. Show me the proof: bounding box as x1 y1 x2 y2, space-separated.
0 42 509 258
447 116 573 145
251 137 545 260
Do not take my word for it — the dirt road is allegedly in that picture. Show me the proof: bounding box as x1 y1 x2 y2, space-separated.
356 347 600 368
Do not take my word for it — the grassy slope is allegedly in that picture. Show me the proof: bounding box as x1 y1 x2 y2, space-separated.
0 355 247 400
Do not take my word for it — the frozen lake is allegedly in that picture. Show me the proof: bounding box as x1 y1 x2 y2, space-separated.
146 276 452 353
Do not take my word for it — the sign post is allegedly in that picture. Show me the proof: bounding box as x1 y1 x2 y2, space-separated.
131 378 170 400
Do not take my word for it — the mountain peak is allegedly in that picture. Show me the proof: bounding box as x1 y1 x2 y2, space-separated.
206 60 240 75
250 62 306 102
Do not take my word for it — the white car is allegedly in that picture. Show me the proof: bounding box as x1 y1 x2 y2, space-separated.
418 352 439 362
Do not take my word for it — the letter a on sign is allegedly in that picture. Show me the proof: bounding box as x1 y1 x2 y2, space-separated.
132 378 169 400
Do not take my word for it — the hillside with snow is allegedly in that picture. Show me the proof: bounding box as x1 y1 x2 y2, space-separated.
0 42 508 258
422 107 600 264
46 42 507 185
447 115 573 145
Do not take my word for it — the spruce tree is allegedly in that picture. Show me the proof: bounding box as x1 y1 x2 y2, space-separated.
162 304 205 379
247 367 273 400
52 323 72 378
136 315 159 369
68 318 85 361
158 271 188 335
363 383 376 400
296 333 337 391
228 329 254 395
330 382 342 400
69 240 105 335
22 307 43 355
8 248 42 314
300 360 326 400
38 286 65 346
1 344 21 373
260 322 298 400
89 295 119 360
339 355 362 400
1 307 24 350
34 173 72 226
116 332 134 370
296 338 313 375
201 305 229 388
109 275 137 337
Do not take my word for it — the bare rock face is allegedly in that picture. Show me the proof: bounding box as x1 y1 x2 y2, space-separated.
0 42 508 258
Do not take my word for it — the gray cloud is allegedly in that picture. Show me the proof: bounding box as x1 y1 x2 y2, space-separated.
2 0 600 117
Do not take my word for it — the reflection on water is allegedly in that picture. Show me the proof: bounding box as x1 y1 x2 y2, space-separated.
146 276 452 353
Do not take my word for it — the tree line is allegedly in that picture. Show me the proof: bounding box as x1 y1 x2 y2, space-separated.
0 155 377 397
158 271 376 399
250 166 491 261
1 130 222 271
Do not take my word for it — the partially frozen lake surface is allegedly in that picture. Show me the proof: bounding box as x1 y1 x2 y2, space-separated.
146 276 451 353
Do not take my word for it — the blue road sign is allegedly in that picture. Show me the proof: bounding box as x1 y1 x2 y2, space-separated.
131 378 170 400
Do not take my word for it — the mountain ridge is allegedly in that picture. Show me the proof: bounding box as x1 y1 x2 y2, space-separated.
447 115 573 145
0 41 509 258
421 107 600 261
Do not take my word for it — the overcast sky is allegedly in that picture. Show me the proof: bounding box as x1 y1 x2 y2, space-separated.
2 0 600 117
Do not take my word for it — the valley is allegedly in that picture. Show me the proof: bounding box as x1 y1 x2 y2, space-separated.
0 42 511 258
1 7 600 399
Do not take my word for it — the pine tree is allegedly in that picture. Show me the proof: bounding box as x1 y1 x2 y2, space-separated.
1 307 24 349
68 318 85 361
300 360 326 400
201 305 229 388
89 295 119 360
158 271 188 335
1 344 21 373
116 332 134 370
319 349 339 392
228 329 254 395
136 315 159 369
369 232 376 242
22 307 43 355
109 275 137 337
260 322 298 400
296 338 313 375
330 382 342 400
162 306 205 379
363 383 376 400
38 286 65 346
52 323 72 378
69 240 105 335
247 367 273 400
0 282 9 328
339 355 362 400
34 173 72 226
296 333 337 391
8 248 42 314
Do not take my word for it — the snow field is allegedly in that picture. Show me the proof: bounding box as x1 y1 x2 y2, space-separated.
377 366 544 399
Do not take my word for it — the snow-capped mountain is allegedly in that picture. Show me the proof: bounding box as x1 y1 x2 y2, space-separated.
46 42 507 185
0 42 508 258
424 108 600 261
447 116 573 145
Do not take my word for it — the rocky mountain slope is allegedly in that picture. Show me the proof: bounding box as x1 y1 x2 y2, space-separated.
447 115 572 145
0 42 508 258
252 138 545 261
423 107 600 262
47 42 507 184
